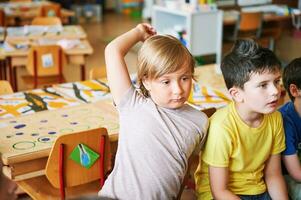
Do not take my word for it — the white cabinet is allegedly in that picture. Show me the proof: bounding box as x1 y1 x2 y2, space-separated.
152 5 223 64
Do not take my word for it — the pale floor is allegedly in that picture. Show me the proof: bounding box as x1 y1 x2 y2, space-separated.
15 10 301 200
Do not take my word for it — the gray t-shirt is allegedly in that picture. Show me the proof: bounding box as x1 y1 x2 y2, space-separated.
99 86 208 200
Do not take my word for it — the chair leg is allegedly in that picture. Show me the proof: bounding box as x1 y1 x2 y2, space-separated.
99 136 105 187
269 38 275 51
59 144 65 200
80 64 86 81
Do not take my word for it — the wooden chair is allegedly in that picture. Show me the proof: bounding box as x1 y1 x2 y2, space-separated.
31 16 62 26
0 80 13 95
17 128 111 200
22 45 65 89
40 4 61 18
89 67 107 79
226 12 263 41
259 21 282 50
177 107 217 199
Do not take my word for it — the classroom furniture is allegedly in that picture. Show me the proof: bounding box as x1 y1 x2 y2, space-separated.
225 11 263 41
0 102 118 182
0 80 13 95
292 9 301 30
22 45 65 89
2 25 91 91
0 77 116 181
5 25 86 41
5 39 92 91
89 67 107 79
223 6 290 50
0 8 5 26
31 16 62 25
0 59 7 80
0 1 74 25
17 128 110 200
40 3 61 18
152 5 223 65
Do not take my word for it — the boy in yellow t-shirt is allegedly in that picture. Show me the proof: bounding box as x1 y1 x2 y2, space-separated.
195 39 288 200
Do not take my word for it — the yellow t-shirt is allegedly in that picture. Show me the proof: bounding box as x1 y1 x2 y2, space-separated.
195 102 285 200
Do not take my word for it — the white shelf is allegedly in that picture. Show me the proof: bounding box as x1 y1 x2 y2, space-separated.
152 5 223 64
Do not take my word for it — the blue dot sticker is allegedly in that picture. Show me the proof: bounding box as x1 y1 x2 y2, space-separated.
14 124 26 129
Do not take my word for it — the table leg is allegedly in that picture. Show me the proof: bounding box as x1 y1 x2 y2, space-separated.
3 59 7 80
13 67 18 92
0 60 3 79
80 64 85 81
7 57 16 92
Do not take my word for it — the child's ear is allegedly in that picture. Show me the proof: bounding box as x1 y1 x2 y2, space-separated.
289 84 301 97
142 77 151 91
229 87 244 103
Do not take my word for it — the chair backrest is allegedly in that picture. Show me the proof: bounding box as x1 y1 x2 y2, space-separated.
234 11 263 39
31 16 62 26
40 4 61 18
26 45 64 88
201 107 216 118
45 128 111 191
89 67 107 79
0 80 13 95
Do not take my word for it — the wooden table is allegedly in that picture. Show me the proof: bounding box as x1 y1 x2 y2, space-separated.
0 80 118 181
195 64 227 91
191 64 231 109
5 25 87 41
0 1 74 25
2 35 93 91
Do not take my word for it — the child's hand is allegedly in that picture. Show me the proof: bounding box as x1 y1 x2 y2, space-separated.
136 23 156 42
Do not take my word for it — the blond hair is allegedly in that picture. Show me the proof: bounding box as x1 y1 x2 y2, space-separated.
137 35 195 97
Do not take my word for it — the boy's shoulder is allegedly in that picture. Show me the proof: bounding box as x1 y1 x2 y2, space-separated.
210 102 282 128
183 104 208 122
279 101 294 116
210 102 233 123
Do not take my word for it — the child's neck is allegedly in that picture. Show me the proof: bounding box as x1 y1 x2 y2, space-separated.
235 103 264 128
294 98 301 118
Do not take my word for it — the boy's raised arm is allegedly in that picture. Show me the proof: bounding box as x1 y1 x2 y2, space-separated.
104 23 156 105
209 166 240 200
264 154 288 200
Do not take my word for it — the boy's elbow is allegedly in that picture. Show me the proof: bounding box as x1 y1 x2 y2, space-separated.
104 43 114 56
104 43 124 59
289 170 301 182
